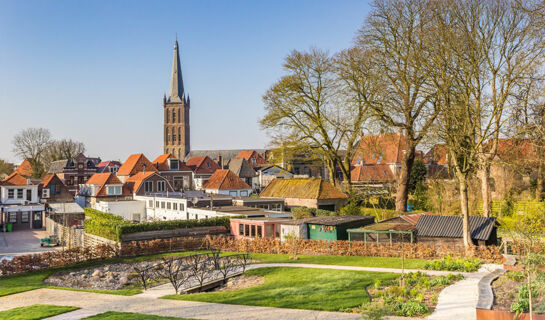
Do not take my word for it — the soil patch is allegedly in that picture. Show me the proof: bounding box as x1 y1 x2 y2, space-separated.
214 275 266 292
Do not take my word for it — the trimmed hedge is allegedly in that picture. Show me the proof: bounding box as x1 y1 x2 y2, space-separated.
84 208 238 242
117 216 234 237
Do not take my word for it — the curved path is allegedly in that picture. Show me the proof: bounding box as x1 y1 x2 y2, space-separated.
0 263 502 320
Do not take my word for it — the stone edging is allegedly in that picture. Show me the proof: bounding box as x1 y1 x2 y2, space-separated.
476 268 505 310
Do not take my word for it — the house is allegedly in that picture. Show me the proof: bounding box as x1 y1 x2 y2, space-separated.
203 169 252 197
39 174 73 203
228 158 257 189
13 158 34 178
94 200 146 222
0 172 44 230
256 165 294 191
48 153 101 192
77 173 131 208
152 153 193 191
424 145 451 179
229 217 286 240
260 177 348 211
124 171 175 195
186 155 221 189
133 194 188 221
351 132 408 187
116 153 158 183
415 215 498 248
96 161 122 174
235 150 268 168
279 215 375 241
185 149 268 169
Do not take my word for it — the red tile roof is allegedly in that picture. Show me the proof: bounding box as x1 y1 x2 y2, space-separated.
14 158 34 178
352 132 407 166
186 156 221 174
85 173 129 197
425 145 449 165
117 154 158 176
2 172 30 186
125 172 159 193
39 174 56 187
351 164 395 183
152 154 192 171
235 150 268 167
203 169 251 190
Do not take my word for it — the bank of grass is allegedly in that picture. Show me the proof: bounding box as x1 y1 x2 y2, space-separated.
164 267 399 312
0 304 79 320
0 250 427 297
83 311 196 320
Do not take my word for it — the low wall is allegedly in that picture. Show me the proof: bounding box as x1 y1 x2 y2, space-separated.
120 226 228 242
476 309 545 320
46 217 118 249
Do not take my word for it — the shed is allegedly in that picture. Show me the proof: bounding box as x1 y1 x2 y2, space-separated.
301 215 375 241
347 222 415 244
230 217 287 240
415 215 497 248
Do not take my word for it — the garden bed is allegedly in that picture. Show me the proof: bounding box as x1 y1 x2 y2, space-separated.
491 270 545 314
361 271 464 317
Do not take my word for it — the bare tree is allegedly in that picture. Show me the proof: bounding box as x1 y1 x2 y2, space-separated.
187 253 216 290
355 0 439 212
12 128 52 178
159 257 192 294
43 139 86 170
0 159 14 178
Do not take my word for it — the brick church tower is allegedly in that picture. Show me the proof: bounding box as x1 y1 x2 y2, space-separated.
164 40 190 159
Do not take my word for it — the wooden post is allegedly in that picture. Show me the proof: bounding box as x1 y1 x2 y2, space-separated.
390 232 392 246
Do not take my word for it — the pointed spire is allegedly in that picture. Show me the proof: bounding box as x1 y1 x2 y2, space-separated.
168 39 184 103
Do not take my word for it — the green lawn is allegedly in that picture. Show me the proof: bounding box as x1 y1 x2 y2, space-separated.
245 252 427 269
0 251 426 298
0 304 78 320
164 267 399 312
83 311 196 320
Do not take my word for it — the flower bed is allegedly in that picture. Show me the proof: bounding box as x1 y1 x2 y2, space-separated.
361 271 464 318
491 270 545 315
424 255 482 272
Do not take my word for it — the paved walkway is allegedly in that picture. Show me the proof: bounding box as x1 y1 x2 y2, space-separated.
0 230 61 255
0 263 503 320
428 264 503 320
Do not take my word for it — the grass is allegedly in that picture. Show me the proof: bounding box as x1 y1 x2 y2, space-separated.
0 304 79 320
0 250 427 298
163 267 399 312
82 311 196 320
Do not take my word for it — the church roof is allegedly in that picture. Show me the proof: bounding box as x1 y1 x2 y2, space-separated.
167 40 185 103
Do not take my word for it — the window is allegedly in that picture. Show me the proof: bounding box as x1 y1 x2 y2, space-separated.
252 158 256 164
166 109 170 123
21 212 29 223
173 203 178 210
17 189 23 199
256 225 262 237
206 162 211 168
179 203 185 211
229 191 238 197
245 224 250 236
239 224 245 236
50 184 57 195
8 189 14 199
167 202 171 210
172 109 176 122
155 201 159 208
144 181 153 192
240 191 248 197
106 186 122 195
275 225 281 238
8 213 17 223
161 201 165 209
251 225 256 237
169 159 179 170
178 108 181 123
148 200 153 208
157 181 166 192
26 189 32 201
178 127 181 143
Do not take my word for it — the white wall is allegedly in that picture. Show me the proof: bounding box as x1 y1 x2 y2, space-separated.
280 223 307 241
204 188 252 197
0 185 39 204
94 200 146 222
186 207 240 220
134 195 188 221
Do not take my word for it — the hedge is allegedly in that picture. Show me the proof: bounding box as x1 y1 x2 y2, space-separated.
84 208 239 242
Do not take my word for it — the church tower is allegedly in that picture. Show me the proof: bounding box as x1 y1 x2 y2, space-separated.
164 39 190 159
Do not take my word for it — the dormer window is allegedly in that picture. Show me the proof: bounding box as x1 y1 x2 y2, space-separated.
106 185 122 196
169 159 180 170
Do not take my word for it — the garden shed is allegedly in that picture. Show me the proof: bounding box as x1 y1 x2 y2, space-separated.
415 215 498 248
230 217 287 240
347 222 414 244
303 216 375 241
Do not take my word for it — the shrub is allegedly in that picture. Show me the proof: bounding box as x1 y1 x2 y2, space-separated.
84 208 130 241
424 255 481 272
401 301 429 317
117 216 234 238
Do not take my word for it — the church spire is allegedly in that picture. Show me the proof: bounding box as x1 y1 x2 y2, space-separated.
168 39 184 103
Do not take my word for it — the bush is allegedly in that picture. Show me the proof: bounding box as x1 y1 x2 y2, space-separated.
117 216 234 237
84 208 130 241
424 255 481 272
290 206 336 219
401 301 429 317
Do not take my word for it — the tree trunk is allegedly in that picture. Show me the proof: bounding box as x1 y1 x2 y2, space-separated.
536 146 544 200
479 165 491 217
458 173 472 249
395 146 416 212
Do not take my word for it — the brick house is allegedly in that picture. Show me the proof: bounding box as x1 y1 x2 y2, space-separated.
152 153 193 191
77 173 131 208
48 153 101 193
186 155 221 189
124 171 175 195
235 150 268 168
260 177 348 211
96 161 122 174
38 174 73 202
117 153 158 183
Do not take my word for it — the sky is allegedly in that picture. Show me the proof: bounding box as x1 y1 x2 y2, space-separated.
0 0 371 164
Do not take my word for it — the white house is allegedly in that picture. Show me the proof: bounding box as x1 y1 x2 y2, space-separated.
133 194 188 221
0 172 44 230
203 169 252 197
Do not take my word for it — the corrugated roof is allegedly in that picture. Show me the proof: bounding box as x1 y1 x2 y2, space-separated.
260 178 347 200
282 215 374 226
415 215 496 241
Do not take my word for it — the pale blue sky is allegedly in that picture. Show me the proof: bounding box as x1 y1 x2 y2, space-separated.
0 0 371 163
